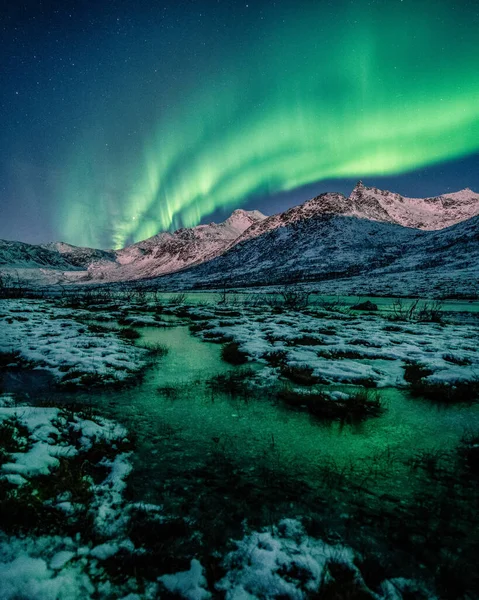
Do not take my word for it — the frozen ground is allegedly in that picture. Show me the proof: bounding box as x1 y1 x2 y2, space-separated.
0 393 433 599
0 294 478 598
184 302 479 391
0 299 148 387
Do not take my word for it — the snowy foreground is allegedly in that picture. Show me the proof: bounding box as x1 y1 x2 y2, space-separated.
183 300 479 390
0 394 432 599
1 294 479 598
0 300 149 387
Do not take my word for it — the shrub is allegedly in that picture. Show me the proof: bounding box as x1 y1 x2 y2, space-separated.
403 362 433 385
416 300 444 323
289 335 324 346
280 287 310 310
405 361 479 403
262 349 288 367
415 380 479 403
442 353 472 366
281 365 320 386
221 342 248 365
0 417 31 464
390 299 444 323
320 560 376 600
189 322 215 333
278 387 383 422
317 349 365 360
169 293 187 305
316 297 349 312
88 323 111 334
351 301 378 312
141 342 169 357
208 368 255 397
0 350 25 369
118 327 141 340
203 331 233 344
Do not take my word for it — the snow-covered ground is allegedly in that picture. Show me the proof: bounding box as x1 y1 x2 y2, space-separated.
0 299 148 387
185 303 479 390
0 393 433 599
0 393 149 599
1 296 477 598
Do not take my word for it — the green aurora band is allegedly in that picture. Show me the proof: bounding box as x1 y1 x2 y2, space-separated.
60 1 479 248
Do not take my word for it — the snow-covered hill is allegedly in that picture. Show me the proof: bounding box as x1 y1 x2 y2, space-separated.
234 183 479 247
0 184 478 294
349 182 479 230
98 209 266 281
0 240 75 270
150 213 479 297
0 209 266 284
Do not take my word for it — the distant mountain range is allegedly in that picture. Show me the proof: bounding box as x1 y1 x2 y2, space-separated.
0 209 266 285
1 183 478 296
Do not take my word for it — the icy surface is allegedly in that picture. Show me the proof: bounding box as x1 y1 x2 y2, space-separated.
0 384 437 598
188 304 479 388
0 299 148 385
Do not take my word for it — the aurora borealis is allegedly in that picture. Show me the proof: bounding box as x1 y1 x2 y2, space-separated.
2 1 479 248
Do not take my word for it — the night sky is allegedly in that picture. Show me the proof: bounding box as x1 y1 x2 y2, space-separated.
2 0 479 249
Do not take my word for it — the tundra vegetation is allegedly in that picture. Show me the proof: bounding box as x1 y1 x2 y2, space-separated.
0 286 479 598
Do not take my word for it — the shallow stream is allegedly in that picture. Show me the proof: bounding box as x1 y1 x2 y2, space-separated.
35 322 479 509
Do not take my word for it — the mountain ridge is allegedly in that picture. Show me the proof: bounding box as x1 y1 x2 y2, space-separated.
0 184 478 292
147 212 479 298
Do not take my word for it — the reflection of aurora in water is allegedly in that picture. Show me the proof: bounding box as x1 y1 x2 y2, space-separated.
59 1 479 248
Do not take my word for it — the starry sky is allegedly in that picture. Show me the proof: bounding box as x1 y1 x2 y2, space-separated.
2 0 479 249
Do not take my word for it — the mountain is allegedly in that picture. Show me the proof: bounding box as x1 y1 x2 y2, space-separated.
149 212 479 298
42 242 117 269
0 184 478 294
150 215 426 289
348 182 479 230
0 239 77 270
0 209 266 284
231 183 479 248
89 209 266 281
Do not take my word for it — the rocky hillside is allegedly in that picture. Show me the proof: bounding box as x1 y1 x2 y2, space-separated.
0 183 478 294
0 209 266 284
91 209 266 281
349 182 479 230
233 183 479 247
151 212 479 297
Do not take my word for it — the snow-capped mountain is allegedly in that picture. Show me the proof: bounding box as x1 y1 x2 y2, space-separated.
0 240 116 271
90 209 266 281
0 240 76 270
0 209 266 284
233 183 479 247
0 183 478 293
148 215 424 290
42 242 117 269
149 212 479 297
348 181 479 230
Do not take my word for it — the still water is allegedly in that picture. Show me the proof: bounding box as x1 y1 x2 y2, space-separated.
148 291 479 314
57 323 479 506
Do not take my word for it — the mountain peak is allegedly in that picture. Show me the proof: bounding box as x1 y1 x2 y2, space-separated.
226 208 267 222
348 183 479 230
